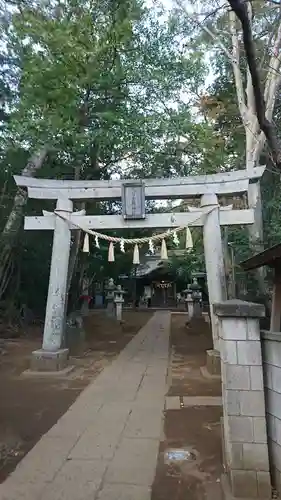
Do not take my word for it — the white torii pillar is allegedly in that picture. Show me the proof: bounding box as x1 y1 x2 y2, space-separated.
31 198 75 372
43 198 73 350
201 193 227 355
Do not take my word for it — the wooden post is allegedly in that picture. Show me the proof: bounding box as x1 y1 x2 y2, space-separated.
42 198 73 351
270 265 281 332
201 193 227 351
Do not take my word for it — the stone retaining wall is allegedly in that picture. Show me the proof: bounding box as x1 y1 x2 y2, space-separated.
214 301 271 499
261 331 281 495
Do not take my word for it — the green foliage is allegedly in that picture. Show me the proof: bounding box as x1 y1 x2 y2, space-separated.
167 229 205 283
3 0 208 178
262 168 281 246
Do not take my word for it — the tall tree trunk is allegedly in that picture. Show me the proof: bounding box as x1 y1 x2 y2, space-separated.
67 209 85 299
0 147 48 300
228 0 281 303
222 227 232 299
247 181 267 296
66 161 85 295
66 146 100 298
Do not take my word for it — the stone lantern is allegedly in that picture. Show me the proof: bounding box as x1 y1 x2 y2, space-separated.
114 285 125 321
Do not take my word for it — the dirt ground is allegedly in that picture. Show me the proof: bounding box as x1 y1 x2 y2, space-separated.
167 315 222 398
0 310 151 483
152 313 223 500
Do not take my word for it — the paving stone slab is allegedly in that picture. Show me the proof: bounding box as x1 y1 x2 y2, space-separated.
133 393 165 410
134 387 166 404
165 396 181 410
0 480 45 500
146 364 168 376
96 484 152 500
69 429 122 461
101 387 140 403
67 390 106 410
139 379 167 395
124 407 164 439
104 437 159 486
182 396 222 407
81 418 127 440
95 402 133 425
47 406 102 438
114 376 145 392
40 459 107 500
120 361 147 373
8 436 77 485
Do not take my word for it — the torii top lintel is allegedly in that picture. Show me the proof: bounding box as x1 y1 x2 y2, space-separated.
14 166 265 201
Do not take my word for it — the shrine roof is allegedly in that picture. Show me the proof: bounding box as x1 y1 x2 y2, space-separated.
240 243 281 271
135 259 163 277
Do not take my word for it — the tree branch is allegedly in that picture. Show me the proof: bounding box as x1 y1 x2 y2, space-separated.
264 19 281 120
247 6 281 166
174 0 235 64
227 0 281 169
266 0 281 6
252 18 281 166
243 2 259 162
229 9 247 120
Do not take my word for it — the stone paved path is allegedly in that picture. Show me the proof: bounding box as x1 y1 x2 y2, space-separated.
0 311 170 500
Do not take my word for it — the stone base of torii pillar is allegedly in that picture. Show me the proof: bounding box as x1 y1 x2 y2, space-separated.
30 348 70 373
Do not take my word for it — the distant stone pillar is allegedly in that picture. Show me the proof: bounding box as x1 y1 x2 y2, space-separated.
192 293 202 318
115 301 123 321
114 285 125 322
106 279 115 318
201 193 227 351
186 294 194 319
81 299 89 317
81 276 90 317
214 300 271 500
270 267 281 332
193 301 201 317
31 198 72 372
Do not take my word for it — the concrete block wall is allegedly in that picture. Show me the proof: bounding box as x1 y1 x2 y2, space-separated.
214 301 271 499
261 331 281 495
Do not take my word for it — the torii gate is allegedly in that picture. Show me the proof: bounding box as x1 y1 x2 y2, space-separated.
14 166 265 371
